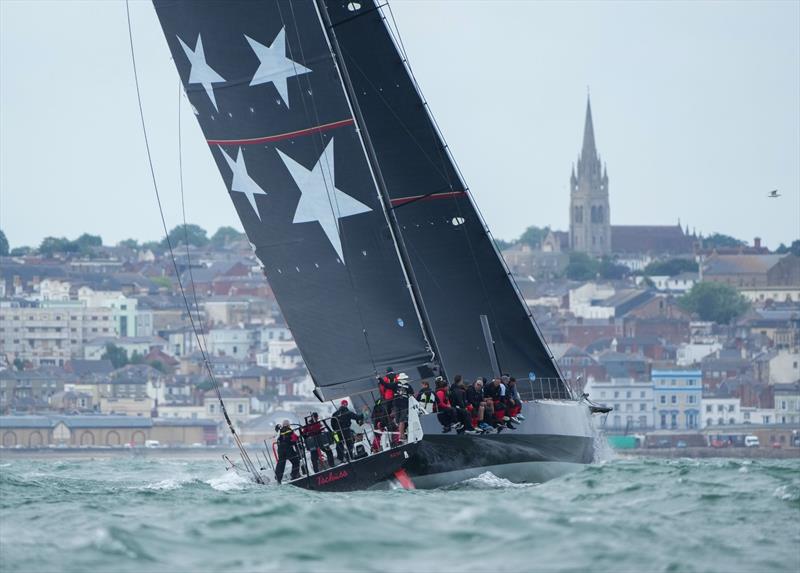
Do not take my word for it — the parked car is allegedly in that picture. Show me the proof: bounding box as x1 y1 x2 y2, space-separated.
710 439 729 448
676 440 688 449
771 442 782 449
744 435 760 448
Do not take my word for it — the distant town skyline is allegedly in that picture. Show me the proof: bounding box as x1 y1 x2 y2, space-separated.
1 1 798 250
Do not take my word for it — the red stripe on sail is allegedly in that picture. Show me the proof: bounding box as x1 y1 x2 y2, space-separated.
208 118 355 146
389 191 466 207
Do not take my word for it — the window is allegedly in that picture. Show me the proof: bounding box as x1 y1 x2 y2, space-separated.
729 418 735 425
614 391 619 398
671 395 677 404
718 417 724 425
688 396 696 404
707 418 713 426
717 405 724 412
660 414 667 429
626 391 631 399
660 395 666 404
209 404 216 413
640 403 646 411
706 405 712 413
237 404 244 414
640 391 645 398
670 413 677 429
728 405 734 412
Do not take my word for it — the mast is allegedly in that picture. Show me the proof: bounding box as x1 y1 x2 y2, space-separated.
314 0 445 379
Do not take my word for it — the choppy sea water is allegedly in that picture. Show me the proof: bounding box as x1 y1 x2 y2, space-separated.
1 454 798 573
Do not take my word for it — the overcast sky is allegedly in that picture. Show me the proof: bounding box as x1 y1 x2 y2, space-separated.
1 0 798 250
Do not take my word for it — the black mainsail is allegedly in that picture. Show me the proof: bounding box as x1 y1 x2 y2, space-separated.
152 0 433 399
321 1 566 390
152 0 567 401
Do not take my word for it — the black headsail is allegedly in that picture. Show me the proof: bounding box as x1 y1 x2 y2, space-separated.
320 1 568 394
152 0 434 400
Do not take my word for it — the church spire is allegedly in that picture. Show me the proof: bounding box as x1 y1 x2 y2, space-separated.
582 95 597 160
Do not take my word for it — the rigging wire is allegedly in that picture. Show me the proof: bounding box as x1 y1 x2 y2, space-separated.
124 0 262 481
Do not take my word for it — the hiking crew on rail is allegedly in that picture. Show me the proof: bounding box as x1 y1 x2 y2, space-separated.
273 371 528 483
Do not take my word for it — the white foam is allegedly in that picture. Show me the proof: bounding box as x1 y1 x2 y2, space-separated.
206 470 253 491
592 431 618 463
773 484 799 502
459 471 533 490
144 478 190 491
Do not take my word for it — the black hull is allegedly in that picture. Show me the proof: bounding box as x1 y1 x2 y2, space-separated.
406 432 593 488
287 443 418 492
406 401 597 488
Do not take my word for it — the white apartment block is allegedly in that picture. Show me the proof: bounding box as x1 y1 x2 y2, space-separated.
0 301 117 367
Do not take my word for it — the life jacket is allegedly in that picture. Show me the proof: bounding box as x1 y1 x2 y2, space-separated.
301 421 322 437
435 388 450 409
380 376 396 400
416 388 435 405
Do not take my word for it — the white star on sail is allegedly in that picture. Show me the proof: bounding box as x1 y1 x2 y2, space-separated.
245 29 311 109
177 34 226 111
277 139 371 262
219 147 267 220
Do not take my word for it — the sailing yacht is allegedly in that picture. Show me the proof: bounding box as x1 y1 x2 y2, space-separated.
151 0 599 489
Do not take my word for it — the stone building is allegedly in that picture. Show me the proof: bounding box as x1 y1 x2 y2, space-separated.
0 415 217 447
569 97 611 256
567 97 695 258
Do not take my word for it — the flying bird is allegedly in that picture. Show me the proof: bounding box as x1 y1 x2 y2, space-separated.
767 189 781 198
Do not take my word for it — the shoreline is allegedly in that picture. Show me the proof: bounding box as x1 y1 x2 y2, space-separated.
0 447 241 460
618 446 800 459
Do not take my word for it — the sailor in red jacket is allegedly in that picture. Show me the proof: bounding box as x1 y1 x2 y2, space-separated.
434 376 459 432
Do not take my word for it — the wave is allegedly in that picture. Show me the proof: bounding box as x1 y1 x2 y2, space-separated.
205 470 255 492
443 471 535 490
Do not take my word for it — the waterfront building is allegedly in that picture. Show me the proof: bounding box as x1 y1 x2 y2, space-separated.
702 397 743 428
584 377 655 430
773 383 800 426
0 415 217 447
652 369 702 430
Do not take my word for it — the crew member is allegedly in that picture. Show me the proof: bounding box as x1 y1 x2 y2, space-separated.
507 377 524 422
416 380 436 415
274 419 300 484
466 378 493 432
300 412 335 472
449 375 478 434
331 399 364 461
434 377 458 432
392 374 414 442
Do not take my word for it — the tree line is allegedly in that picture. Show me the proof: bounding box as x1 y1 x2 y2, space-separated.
0 225 247 257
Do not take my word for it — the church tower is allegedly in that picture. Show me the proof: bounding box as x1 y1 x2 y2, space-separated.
569 96 610 256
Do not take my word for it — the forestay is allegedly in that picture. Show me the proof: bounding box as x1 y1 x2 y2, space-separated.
153 0 433 399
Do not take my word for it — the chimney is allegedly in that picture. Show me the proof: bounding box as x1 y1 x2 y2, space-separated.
754 237 761 250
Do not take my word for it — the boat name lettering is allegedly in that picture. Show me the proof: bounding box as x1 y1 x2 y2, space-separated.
317 469 349 485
